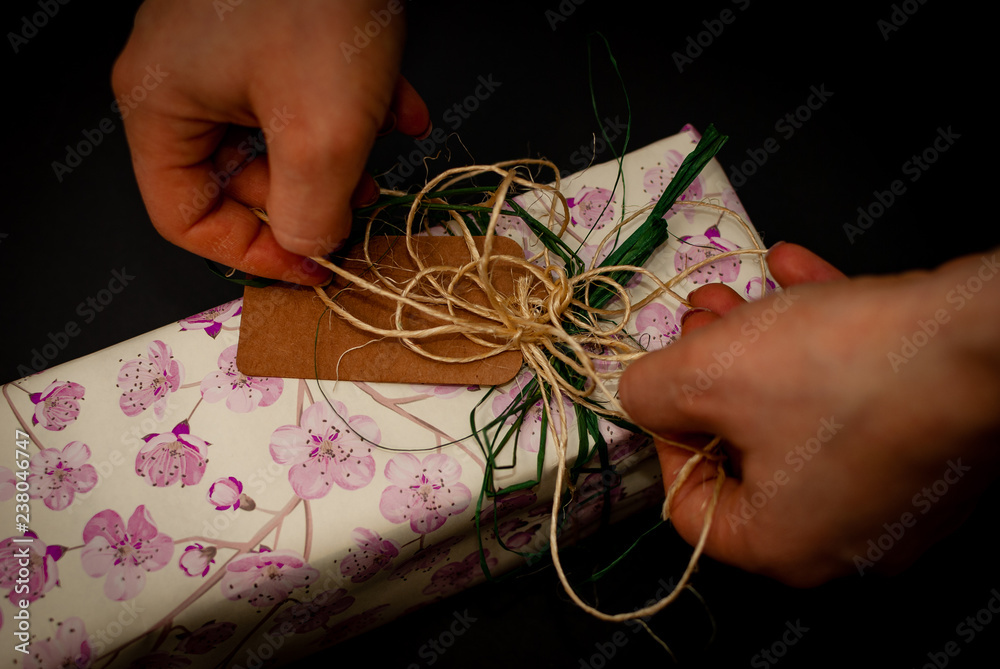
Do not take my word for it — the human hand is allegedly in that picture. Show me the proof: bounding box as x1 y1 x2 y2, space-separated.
112 0 429 285
619 243 1000 586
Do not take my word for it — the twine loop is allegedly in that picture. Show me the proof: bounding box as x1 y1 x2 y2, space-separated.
254 159 768 623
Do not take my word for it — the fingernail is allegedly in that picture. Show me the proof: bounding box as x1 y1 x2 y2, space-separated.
680 306 713 326
416 119 433 141
377 112 397 137
765 240 786 258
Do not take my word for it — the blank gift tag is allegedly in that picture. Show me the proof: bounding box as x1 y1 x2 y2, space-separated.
237 235 526 385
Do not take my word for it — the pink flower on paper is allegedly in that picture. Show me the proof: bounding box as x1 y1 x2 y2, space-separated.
200 345 283 413
745 277 777 300
673 225 741 285
270 588 355 635
635 303 682 351
27 441 98 511
598 419 646 464
81 506 173 601
388 536 462 581
220 549 318 607
1 531 61 604
339 528 400 583
643 150 704 220
422 550 497 597
567 186 615 231
322 604 390 646
23 617 91 669
269 400 377 500
206 477 243 510
29 380 85 431
380 453 472 534
117 340 183 419
480 490 537 521
179 544 216 577
175 621 237 655
0 466 15 502
490 372 576 453
135 422 208 488
179 299 242 339
721 187 749 221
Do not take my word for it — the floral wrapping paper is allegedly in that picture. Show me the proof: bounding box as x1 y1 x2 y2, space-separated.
0 126 770 668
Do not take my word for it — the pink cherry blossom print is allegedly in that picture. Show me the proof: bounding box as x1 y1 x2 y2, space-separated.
179 544 216 577
388 536 462 581
117 340 183 419
339 528 400 583
23 617 91 669
269 400 377 499
27 441 98 511
201 345 282 413
0 466 15 502
598 419 646 465
721 187 749 221
491 372 576 453
270 588 355 635
206 477 242 510
408 383 477 399
135 422 208 488
635 303 682 351
380 453 472 534
422 550 497 597
643 150 704 220
567 186 615 231
323 604 391 646
480 490 537 521
81 506 173 601
29 380 84 431
220 549 318 607
175 621 237 654
673 225 740 285
1 531 60 604
179 299 242 338
745 277 777 300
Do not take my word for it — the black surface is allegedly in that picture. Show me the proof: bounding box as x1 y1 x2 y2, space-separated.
5 1 995 668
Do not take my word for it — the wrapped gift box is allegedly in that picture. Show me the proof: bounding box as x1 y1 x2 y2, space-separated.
1 125 768 668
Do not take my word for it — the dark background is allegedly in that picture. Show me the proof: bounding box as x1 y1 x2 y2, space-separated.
5 1 995 667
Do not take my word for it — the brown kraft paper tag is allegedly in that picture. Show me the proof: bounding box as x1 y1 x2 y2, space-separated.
237 235 526 385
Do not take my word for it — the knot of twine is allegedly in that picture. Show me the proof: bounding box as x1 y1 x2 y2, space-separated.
259 159 767 624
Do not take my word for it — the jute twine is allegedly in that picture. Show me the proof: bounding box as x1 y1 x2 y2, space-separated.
253 159 767 622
